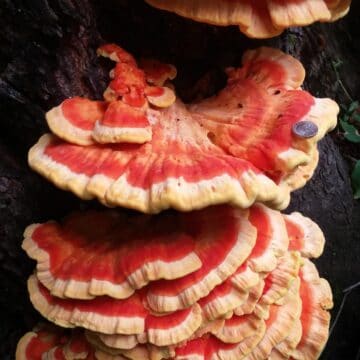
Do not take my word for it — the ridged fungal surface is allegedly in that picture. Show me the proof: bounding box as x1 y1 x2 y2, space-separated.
145 0 351 38
28 45 338 213
18 205 333 359
18 37 339 359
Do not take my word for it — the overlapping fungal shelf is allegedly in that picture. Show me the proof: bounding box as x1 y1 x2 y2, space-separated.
145 0 351 38
17 204 333 359
28 45 338 213
17 44 336 359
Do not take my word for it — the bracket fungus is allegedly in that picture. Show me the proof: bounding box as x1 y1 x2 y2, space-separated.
213 313 265 344
46 44 176 147
22 206 254 301
23 205 257 310
173 283 302 360
22 204 298 313
290 260 333 360
16 19 339 356
145 0 351 38
18 200 333 359
146 204 285 312
285 212 325 259
28 274 203 347
16 324 96 360
29 46 338 213
260 251 302 306
18 258 333 360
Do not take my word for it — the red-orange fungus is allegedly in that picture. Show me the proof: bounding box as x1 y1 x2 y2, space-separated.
30 46 338 212
286 218 305 252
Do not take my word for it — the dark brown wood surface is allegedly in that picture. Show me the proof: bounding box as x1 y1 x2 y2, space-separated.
0 1 359 358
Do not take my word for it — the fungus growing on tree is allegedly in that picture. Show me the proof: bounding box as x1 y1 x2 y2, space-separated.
290 260 333 359
23 206 257 312
269 319 303 359
28 275 203 347
173 283 302 360
46 45 176 147
212 313 265 344
145 0 351 38
259 251 302 306
29 46 338 213
285 212 325 258
18 261 332 359
22 206 256 301
16 324 95 360
14 29 339 358
146 204 285 312
245 279 302 359
17 199 333 359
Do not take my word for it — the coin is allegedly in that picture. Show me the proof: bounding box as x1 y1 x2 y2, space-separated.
292 121 318 138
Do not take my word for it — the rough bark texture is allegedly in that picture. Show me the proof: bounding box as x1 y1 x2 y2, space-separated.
0 1 359 359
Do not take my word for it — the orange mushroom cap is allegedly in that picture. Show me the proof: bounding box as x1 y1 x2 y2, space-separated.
145 209 256 312
16 324 96 360
174 332 266 360
145 0 351 39
244 279 302 360
269 319 303 359
29 46 338 213
212 313 265 344
23 206 256 309
47 44 176 147
260 251 302 306
290 259 333 359
173 278 301 360
23 206 255 301
19 260 332 359
284 212 325 259
146 203 289 312
28 275 203 347
22 203 309 314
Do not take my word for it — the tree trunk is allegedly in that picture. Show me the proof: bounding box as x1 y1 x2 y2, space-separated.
0 1 359 358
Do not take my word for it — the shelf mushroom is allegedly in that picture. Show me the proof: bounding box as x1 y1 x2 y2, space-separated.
22 205 256 306
17 264 333 360
28 274 204 347
47 44 176 146
18 202 333 359
16 324 114 360
290 259 333 360
22 204 295 313
29 45 338 213
83 260 331 360
19 41 336 360
145 0 351 38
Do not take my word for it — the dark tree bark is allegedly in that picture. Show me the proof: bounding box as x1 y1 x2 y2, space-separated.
0 1 359 359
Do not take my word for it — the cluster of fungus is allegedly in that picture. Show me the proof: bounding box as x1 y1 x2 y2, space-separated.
29 45 338 213
17 203 333 359
145 0 351 38
16 0 350 357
